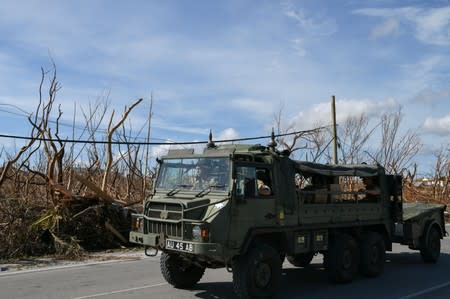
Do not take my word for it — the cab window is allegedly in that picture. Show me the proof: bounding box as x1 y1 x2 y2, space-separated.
236 165 273 198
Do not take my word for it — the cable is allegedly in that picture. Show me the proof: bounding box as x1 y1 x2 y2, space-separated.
0 105 196 142
0 106 111 133
0 126 330 146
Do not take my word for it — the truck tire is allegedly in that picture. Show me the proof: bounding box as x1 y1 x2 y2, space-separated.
232 243 282 299
160 252 205 289
287 252 314 268
327 233 359 283
420 226 441 263
359 232 385 277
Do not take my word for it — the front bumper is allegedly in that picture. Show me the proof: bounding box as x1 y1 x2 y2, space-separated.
129 231 223 256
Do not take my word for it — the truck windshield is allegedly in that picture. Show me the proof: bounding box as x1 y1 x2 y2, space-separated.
156 157 230 192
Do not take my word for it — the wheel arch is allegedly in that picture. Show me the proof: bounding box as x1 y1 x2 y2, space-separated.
424 221 444 242
239 229 288 256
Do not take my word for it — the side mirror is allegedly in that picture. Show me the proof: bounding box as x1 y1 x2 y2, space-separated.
233 178 246 203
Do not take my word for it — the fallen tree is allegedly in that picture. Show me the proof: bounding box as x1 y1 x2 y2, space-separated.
0 65 152 259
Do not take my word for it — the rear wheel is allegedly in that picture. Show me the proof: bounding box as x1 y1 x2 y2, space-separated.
160 252 205 289
287 252 314 268
359 232 385 277
420 227 441 263
232 243 282 299
327 233 359 283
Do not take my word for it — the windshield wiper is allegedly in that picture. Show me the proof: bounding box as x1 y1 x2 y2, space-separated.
195 185 226 197
166 187 180 196
195 187 211 198
167 184 193 196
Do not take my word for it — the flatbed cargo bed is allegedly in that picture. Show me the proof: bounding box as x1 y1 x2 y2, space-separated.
395 202 447 250
403 202 446 222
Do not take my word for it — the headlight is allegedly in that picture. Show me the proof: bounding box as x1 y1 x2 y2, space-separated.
192 225 209 241
131 214 143 233
192 225 202 241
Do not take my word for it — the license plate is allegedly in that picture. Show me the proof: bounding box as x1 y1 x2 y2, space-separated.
166 240 194 252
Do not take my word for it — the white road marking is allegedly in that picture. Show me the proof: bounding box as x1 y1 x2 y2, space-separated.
71 282 168 299
398 280 450 299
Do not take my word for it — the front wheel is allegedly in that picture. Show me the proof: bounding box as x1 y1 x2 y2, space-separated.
160 252 205 289
232 243 282 299
420 227 441 263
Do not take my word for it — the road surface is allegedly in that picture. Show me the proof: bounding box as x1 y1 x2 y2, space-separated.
1 233 450 299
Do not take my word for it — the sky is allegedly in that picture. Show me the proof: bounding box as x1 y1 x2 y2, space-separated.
0 0 450 174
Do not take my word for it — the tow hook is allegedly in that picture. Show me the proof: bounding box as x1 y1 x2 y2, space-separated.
158 232 166 248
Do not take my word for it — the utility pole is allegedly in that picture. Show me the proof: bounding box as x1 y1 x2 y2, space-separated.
331 95 338 165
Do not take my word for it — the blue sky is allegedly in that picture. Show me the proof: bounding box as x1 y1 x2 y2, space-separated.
0 0 450 173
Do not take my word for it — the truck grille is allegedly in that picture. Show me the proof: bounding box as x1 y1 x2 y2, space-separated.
143 199 209 238
145 202 184 238
147 221 182 238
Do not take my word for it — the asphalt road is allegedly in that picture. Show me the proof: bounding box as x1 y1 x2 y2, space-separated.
1 234 450 299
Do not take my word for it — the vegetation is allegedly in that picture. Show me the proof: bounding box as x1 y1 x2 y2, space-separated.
0 66 153 259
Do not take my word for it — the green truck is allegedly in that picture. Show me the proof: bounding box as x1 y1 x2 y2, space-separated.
129 139 447 298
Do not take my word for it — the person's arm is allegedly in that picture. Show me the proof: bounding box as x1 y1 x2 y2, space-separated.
257 180 271 196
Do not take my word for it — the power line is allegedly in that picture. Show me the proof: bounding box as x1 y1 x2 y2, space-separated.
0 105 201 142
0 126 330 146
0 105 111 133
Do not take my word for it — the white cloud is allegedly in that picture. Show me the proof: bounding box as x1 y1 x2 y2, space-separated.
217 128 240 141
423 115 450 135
281 0 337 57
151 121 208 136
151 143 180 159
398 55 450 92
411 87 450 104
416 6 450 46
354 6 450 46
353 7 419 19
371 18 400 39
290 98 399 129
282 1 337 37
150 128 240 158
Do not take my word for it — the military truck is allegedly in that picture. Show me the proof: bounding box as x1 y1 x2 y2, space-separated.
129 137 447 298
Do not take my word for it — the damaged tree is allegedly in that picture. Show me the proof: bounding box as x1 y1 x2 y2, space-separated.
0 64 150 258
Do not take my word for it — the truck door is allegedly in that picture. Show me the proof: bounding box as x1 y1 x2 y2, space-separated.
227 164 277 248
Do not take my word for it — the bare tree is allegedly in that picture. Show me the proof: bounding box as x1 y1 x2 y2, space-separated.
101 98 143 191
273 104 328 160
431 147 450 202
25 65 67 205
143 95 154 196
375 109 421 174
337 113 376 164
